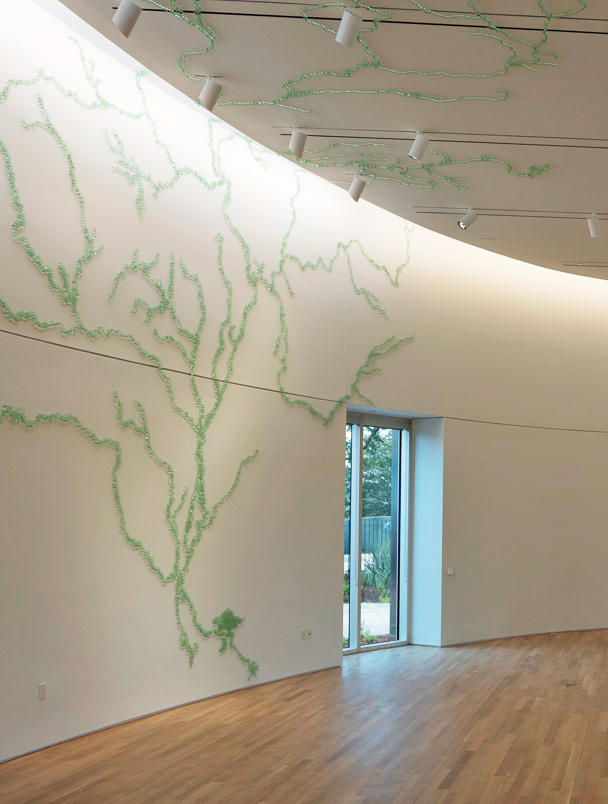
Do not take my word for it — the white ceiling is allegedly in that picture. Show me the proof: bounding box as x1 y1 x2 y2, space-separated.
58 0 608 277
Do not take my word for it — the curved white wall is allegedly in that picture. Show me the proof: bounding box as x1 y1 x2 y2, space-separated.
2 0 608 761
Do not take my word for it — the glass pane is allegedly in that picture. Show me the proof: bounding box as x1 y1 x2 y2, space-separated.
343 424 353 649
360 426 399 645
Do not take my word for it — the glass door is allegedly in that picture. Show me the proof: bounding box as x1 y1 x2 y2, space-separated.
344 417 409 651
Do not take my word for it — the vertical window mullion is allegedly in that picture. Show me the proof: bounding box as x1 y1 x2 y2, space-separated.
349 423 362 650
389 429 400 641
399 427 411 643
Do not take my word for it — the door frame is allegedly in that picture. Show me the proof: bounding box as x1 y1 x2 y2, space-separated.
343 412 411 654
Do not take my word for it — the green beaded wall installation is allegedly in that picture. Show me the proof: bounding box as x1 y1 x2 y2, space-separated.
140 0 216 89
157 0 588 112
280 141 549 190
148 1 588 196
0 39 412 678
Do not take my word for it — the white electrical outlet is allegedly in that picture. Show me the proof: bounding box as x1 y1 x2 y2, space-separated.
306 628 312 640
38 683 46 700
301 629 306 641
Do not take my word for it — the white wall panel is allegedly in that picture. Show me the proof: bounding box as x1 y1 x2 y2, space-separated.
442 418 608 645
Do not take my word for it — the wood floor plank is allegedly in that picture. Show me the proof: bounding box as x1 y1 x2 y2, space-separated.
413 631 608 804
1 632 607 804
569 634 608 804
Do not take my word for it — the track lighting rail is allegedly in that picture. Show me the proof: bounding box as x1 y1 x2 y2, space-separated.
415 207 607 222
111 5 608 35
274 129 608 150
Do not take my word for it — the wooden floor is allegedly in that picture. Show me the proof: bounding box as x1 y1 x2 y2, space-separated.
3 630 608 803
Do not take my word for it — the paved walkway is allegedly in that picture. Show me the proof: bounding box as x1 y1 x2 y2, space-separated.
343 602 390 638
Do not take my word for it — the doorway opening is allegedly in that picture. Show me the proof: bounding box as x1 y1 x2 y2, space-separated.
344 413 410 652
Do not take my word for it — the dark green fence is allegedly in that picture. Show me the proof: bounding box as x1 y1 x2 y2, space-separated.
344 516 391 554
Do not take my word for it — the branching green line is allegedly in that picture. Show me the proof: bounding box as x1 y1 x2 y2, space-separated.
0 39 416 680
0 404 171 584
116 0 586 113
0 1 583 681
143 1 217 88
215 0 587 112
282 142 549 191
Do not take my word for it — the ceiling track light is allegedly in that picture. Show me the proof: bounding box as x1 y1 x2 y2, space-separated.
199 77 223 112
415 205 608 220
458 209 478 230
588 213 601 238
408 132 429 162
113 0 142 38
289 128 307 159
349 175 366 202
336 7 361 47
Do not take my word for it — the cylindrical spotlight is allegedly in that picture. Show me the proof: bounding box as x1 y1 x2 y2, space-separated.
336 8 361 47
458 209 478 230
113 0 142 38
588 213 601 238
349 175 366 202
408 132 429 162
199 78 223 112
289 128 307 159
